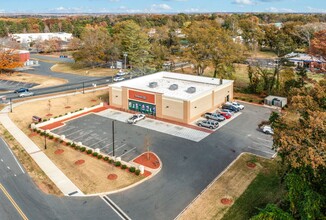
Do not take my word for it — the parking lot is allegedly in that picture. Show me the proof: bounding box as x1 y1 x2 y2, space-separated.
0 79 38 92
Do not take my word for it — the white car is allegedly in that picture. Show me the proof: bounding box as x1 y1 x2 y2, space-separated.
116 71 127 76
262 125 274 135
226 101 244 110
127 114 146 124
113 76 125 82
19 91 34 97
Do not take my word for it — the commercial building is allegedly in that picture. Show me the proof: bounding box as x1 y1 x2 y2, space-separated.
10 32 73 44
109 72 234 123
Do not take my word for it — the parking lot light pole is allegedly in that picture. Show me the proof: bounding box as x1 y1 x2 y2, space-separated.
10 98 12 113
44 133 47 150
82 82 85 94
123 52 128 70
112 120 115 157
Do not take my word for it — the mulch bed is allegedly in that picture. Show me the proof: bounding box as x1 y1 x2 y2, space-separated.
107 174 118 180
29 132 38 137
91 99 97 102
133 152 160 169
246 162 257 168
65 106 71 109
221 198 233 205
75 159 85 165
54 149 64 155
46 113 53 117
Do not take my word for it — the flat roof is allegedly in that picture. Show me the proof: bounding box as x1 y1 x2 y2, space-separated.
111 71 233 101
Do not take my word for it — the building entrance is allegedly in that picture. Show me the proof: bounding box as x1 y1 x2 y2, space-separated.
128 100 156 116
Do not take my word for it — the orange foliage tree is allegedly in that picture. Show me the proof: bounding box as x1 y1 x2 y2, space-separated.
310 30 326 59
0 48 23 73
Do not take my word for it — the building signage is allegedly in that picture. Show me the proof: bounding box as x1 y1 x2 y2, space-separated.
129 90 155 104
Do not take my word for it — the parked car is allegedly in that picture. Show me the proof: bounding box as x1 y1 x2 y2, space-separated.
113 76 125 82
219 109 235 116
204 112 225 122
222 104 239 112
18 91 34 97
226 101 244 110
219 111 232 119
197 119 219 129
262 125 274 135
14 88 29 93
127 114 146 124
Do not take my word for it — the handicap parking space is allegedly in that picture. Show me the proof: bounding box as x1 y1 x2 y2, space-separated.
0 79 39 92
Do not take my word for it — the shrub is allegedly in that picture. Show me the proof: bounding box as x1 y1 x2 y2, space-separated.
54 116 58 119
37 130 41 134
33 128 37 132
108 159 113 164
59 115 62 117
79 108 83 111
65 113 68 115
121 164 127 169
87 149 92 154
135 169 140 176
40 132 45 136
43 119 48 122
66 142 72 146
49 135 54 139
80 147 86 152
129 166 136 173
97 155 103 159
115 161 121 167
249 99 253 102
92 152 98 157
71 143 76 147
59 140 64 143
103 157 109 161
74 146 80 150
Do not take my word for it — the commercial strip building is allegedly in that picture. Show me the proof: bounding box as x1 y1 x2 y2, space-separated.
109 72 234 124
9 32 73 44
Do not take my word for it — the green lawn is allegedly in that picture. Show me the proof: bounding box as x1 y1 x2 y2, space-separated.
222 158 286 220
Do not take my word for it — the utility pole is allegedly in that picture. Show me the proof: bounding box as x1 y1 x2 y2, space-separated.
112 120 115 157
9 98 12 113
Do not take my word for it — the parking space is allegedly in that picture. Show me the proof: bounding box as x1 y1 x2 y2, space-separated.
52 114 138 161
0 79 38 92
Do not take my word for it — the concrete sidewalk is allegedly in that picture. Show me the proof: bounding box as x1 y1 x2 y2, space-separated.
0 107 84 197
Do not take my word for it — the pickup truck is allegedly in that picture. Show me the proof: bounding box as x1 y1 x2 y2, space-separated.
204 112 225 122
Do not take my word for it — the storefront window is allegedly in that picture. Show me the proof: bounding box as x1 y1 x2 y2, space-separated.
128 100 156 116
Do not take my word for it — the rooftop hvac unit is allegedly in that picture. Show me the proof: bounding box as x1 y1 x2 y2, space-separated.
186 87 196 93
169 84 178 90
149 82 158 88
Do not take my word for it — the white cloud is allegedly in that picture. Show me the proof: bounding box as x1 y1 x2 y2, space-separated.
232 0 255 5
151 4 171 10
265 7 295 13
306 7 326 13
163 0 188 2
184 8 200 13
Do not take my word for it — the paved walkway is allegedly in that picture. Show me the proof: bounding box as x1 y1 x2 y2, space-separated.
0 107 84 196
96 109 211 142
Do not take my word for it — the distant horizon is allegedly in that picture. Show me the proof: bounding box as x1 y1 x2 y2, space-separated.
0 0 325 14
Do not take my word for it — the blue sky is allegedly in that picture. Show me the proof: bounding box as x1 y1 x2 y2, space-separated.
0 0 325 14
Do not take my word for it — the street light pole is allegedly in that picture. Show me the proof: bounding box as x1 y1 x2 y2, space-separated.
123 52 128 70
82 82 85 94
112 120 115 157
9 98 12 113
44 133 47 150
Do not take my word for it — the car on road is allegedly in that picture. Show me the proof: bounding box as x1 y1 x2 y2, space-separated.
127 114 146 124
262 125 274 135
197 119 219 129
113 76 125 82
18 91 34 97
218 111 232 119
116 70 128 76
204 112 225 122
14 88 29 93
226 101 244 110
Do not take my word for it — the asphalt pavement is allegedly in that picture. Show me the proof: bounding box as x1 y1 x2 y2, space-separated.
0 138 122 220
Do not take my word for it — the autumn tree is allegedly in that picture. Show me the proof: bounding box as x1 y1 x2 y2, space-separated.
0 48 23 74
310 29 326 59
73 25 119 67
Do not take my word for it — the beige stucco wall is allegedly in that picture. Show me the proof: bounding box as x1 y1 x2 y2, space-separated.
189 92 212 120
111 87 123 107
162 97 184 120
213 83 234 107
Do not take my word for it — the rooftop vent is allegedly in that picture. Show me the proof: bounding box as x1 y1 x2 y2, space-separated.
186 86 196 93
149 82 158 88
169 84 178 90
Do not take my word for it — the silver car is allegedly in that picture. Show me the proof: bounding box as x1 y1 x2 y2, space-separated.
19 91 34 97
197 119 219 129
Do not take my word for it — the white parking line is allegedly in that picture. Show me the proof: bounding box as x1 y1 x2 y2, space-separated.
119 147 136 157
88 138 110 147
247 146 275 156
108 144 126 154
65 129 84 137
56 127 75 134
255 137 273 143
71 131 93 141
252 141 272 148
100 141 115 149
